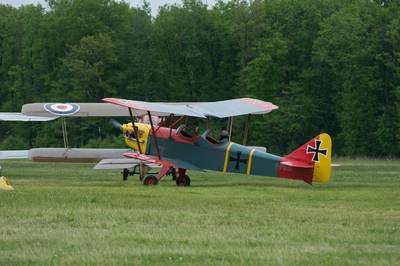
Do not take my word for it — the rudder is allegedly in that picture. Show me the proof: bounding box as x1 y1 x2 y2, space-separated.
311 133 332 183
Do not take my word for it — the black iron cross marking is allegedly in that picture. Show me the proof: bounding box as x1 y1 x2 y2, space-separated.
306 140 328 162
229 151 247 170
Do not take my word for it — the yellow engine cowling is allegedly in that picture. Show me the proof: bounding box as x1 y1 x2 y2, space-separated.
122 122 151 153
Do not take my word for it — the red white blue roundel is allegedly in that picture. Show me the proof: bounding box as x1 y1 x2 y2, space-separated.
44 103 80 116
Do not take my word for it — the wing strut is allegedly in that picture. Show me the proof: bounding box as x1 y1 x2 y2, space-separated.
128 108 143 154
147 111 161 160
227 117 233 141
61 118 69 149
242 114 251 146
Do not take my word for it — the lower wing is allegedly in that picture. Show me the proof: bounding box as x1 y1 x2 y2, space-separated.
0 150 29 160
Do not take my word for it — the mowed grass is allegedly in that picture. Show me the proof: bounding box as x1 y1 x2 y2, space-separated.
0 159 399 265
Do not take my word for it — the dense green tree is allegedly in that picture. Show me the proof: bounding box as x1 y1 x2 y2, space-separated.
314 1 400 156
0 0 398 156
62 33 117 100
153 0 238 101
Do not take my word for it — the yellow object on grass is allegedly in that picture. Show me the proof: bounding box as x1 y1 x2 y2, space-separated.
0 176 14 190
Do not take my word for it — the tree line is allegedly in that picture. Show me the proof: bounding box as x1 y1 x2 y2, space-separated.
0 0 399 157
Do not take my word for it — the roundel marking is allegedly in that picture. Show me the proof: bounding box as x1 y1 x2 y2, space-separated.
44 103 80 116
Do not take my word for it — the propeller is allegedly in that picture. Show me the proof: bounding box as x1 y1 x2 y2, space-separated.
110 119 122 130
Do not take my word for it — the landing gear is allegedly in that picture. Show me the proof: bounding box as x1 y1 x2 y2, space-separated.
122 164 152 182
122 168 129 181
132 165 142 181
176 168 190 186
167 167 177 181
136 164 149 182
176 175 191 186
143 175 158 186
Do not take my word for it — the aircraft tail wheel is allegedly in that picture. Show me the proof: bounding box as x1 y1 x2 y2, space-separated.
143 175 158 186
176 175 190 187
122 168 129 181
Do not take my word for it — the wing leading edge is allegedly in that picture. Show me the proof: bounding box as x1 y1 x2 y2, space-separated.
102 98 278 118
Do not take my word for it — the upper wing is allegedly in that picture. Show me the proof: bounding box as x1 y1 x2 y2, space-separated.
103 98 278 118
192 98 278 118
6 98 277 120
102 98 207 118
21 103 130 118
0 113 56 122
1 103 131 121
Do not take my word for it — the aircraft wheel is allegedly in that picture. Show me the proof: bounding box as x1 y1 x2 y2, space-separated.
176 175 190 187
143 175 158 186
122 168 129 181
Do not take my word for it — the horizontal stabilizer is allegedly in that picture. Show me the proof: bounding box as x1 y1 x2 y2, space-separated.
280 160 313 168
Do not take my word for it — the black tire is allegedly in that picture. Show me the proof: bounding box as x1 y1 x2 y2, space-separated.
176 175 191 187
143 175 159 186
122 168 129 181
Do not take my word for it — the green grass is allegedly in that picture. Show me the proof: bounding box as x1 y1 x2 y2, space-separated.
0 159 399 265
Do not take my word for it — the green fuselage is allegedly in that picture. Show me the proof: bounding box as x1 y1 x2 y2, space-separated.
146 132 282 177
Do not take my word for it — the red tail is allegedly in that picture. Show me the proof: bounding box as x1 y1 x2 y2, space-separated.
277 133 332 184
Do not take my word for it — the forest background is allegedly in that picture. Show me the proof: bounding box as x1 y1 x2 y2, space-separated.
0 0 399 157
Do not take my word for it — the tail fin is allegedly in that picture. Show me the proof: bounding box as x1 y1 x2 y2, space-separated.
278 133 332 184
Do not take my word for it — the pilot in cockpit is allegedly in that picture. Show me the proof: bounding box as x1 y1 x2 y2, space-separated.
219 129 229 143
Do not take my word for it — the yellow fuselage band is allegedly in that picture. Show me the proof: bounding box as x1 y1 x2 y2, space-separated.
223 143 234 172
247 149 256 175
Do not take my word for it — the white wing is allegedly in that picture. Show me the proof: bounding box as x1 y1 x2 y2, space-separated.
0 113 56 121
102 97 278 118
94 158 160 170
0 150 29 159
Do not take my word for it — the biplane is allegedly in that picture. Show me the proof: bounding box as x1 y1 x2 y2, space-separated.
0 98 332 186
101 98 332 186
0 103 160 180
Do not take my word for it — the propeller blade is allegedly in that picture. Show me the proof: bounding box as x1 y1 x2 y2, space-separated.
110 119 122 130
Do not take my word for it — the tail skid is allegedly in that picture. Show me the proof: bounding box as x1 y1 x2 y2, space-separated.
278 133 332 184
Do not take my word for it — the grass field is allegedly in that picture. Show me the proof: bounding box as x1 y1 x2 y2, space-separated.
0 159 399 265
